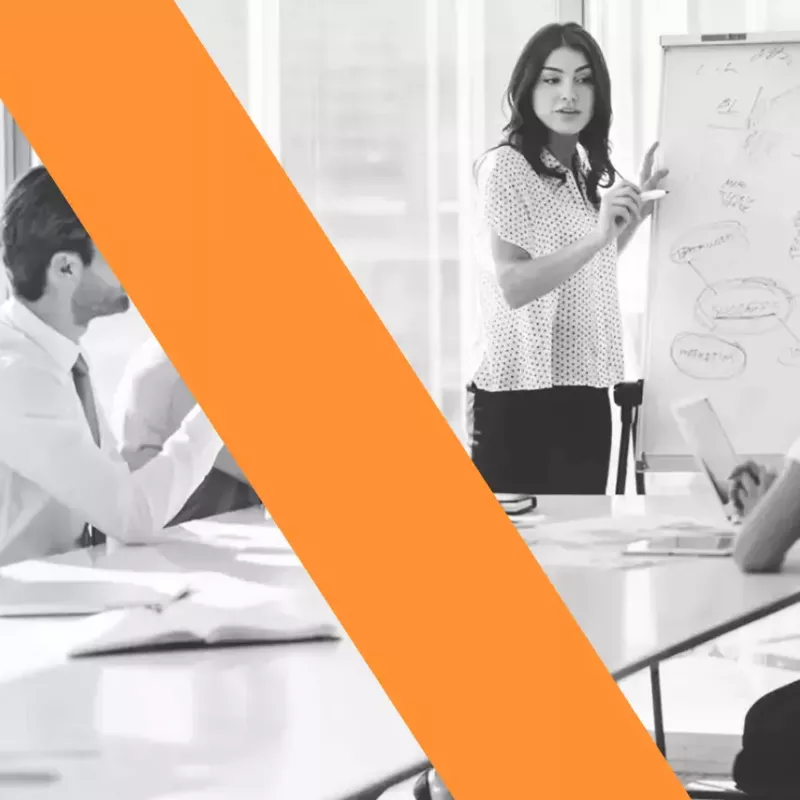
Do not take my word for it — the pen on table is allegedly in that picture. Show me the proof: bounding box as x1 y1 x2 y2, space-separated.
640 189 669 202
147 586 193 613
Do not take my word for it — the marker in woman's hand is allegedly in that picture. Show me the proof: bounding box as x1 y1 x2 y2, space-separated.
640 189 669 202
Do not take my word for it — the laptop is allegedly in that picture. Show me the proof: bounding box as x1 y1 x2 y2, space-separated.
671 396 742 525
624 396 741 557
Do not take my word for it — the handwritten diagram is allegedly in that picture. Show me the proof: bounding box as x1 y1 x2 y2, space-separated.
669 220 749 285
668 222 800 379
707 84 800 163
671 332 746 380
719 179 756 213
750 45 794 67
698 46 800 162
694 277 793 335
662 46 800 380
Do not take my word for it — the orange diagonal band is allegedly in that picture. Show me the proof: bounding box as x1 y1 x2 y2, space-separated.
0 3 686 797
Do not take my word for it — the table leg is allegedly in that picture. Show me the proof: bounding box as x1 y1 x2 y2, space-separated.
650 663 667 757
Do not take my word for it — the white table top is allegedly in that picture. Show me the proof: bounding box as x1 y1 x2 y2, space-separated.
530 495 800 679
4 496 800 797
0 508 426 800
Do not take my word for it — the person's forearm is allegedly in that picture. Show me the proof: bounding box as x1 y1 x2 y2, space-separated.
1 404 223 545
121 408 223 540
734 461 800 573
496 229 607 309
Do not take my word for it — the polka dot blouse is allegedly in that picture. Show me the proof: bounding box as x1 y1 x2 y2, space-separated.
471 145 624 392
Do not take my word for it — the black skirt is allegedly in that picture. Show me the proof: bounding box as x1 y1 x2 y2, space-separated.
467 383 612 495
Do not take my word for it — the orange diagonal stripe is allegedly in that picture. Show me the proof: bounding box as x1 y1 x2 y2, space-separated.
0 3 688 797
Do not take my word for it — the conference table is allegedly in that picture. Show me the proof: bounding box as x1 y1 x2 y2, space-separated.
2 495 800 798
0 510 427 800
530 494 800 681
527 494 800 774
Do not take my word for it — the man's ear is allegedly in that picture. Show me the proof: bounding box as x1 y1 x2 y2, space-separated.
46 251 82 290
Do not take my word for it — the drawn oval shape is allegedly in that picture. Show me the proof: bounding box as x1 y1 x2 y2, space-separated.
779 346 800 368
671 333 746 380
669 220 747 266
695 277 793 334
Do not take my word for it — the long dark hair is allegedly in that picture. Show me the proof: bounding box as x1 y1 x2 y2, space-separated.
476 22 617 208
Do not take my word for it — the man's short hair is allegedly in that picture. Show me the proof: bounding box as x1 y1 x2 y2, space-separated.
2 166 94 301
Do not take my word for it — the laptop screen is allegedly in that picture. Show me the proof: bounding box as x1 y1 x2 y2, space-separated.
672 397 741 524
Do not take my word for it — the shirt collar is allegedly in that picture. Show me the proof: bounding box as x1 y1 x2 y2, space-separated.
1 296 82 373
541 148 565 171
542 146 588 175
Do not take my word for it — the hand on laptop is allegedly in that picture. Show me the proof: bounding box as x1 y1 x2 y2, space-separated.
729 461 778 518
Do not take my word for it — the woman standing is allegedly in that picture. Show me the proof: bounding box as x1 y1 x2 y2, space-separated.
411 24 670 800
468 21 668 495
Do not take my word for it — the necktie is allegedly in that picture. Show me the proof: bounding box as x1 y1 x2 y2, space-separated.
72 355 107 547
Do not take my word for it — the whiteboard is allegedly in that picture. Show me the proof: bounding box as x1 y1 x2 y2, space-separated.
639 32 800 472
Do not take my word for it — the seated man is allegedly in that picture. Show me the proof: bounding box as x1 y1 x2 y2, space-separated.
0 165 223 564
727 446 800 795
113 337 261 525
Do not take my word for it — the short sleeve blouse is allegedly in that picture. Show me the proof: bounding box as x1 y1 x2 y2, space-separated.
470 145 625 392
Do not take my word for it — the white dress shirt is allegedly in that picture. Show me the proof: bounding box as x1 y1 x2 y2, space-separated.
112 336 258 523
112 336 247 481
0 298 223 564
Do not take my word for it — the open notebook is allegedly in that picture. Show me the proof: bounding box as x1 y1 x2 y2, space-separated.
69 597 341 657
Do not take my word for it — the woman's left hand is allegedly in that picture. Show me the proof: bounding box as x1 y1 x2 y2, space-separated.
639 141 669 220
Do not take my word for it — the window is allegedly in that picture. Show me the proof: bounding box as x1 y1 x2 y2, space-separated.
252 0 575 440
1 105 27 301
6 0 583 436
17 2 252 419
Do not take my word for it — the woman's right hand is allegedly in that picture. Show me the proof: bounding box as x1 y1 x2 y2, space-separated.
596 182 642 245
